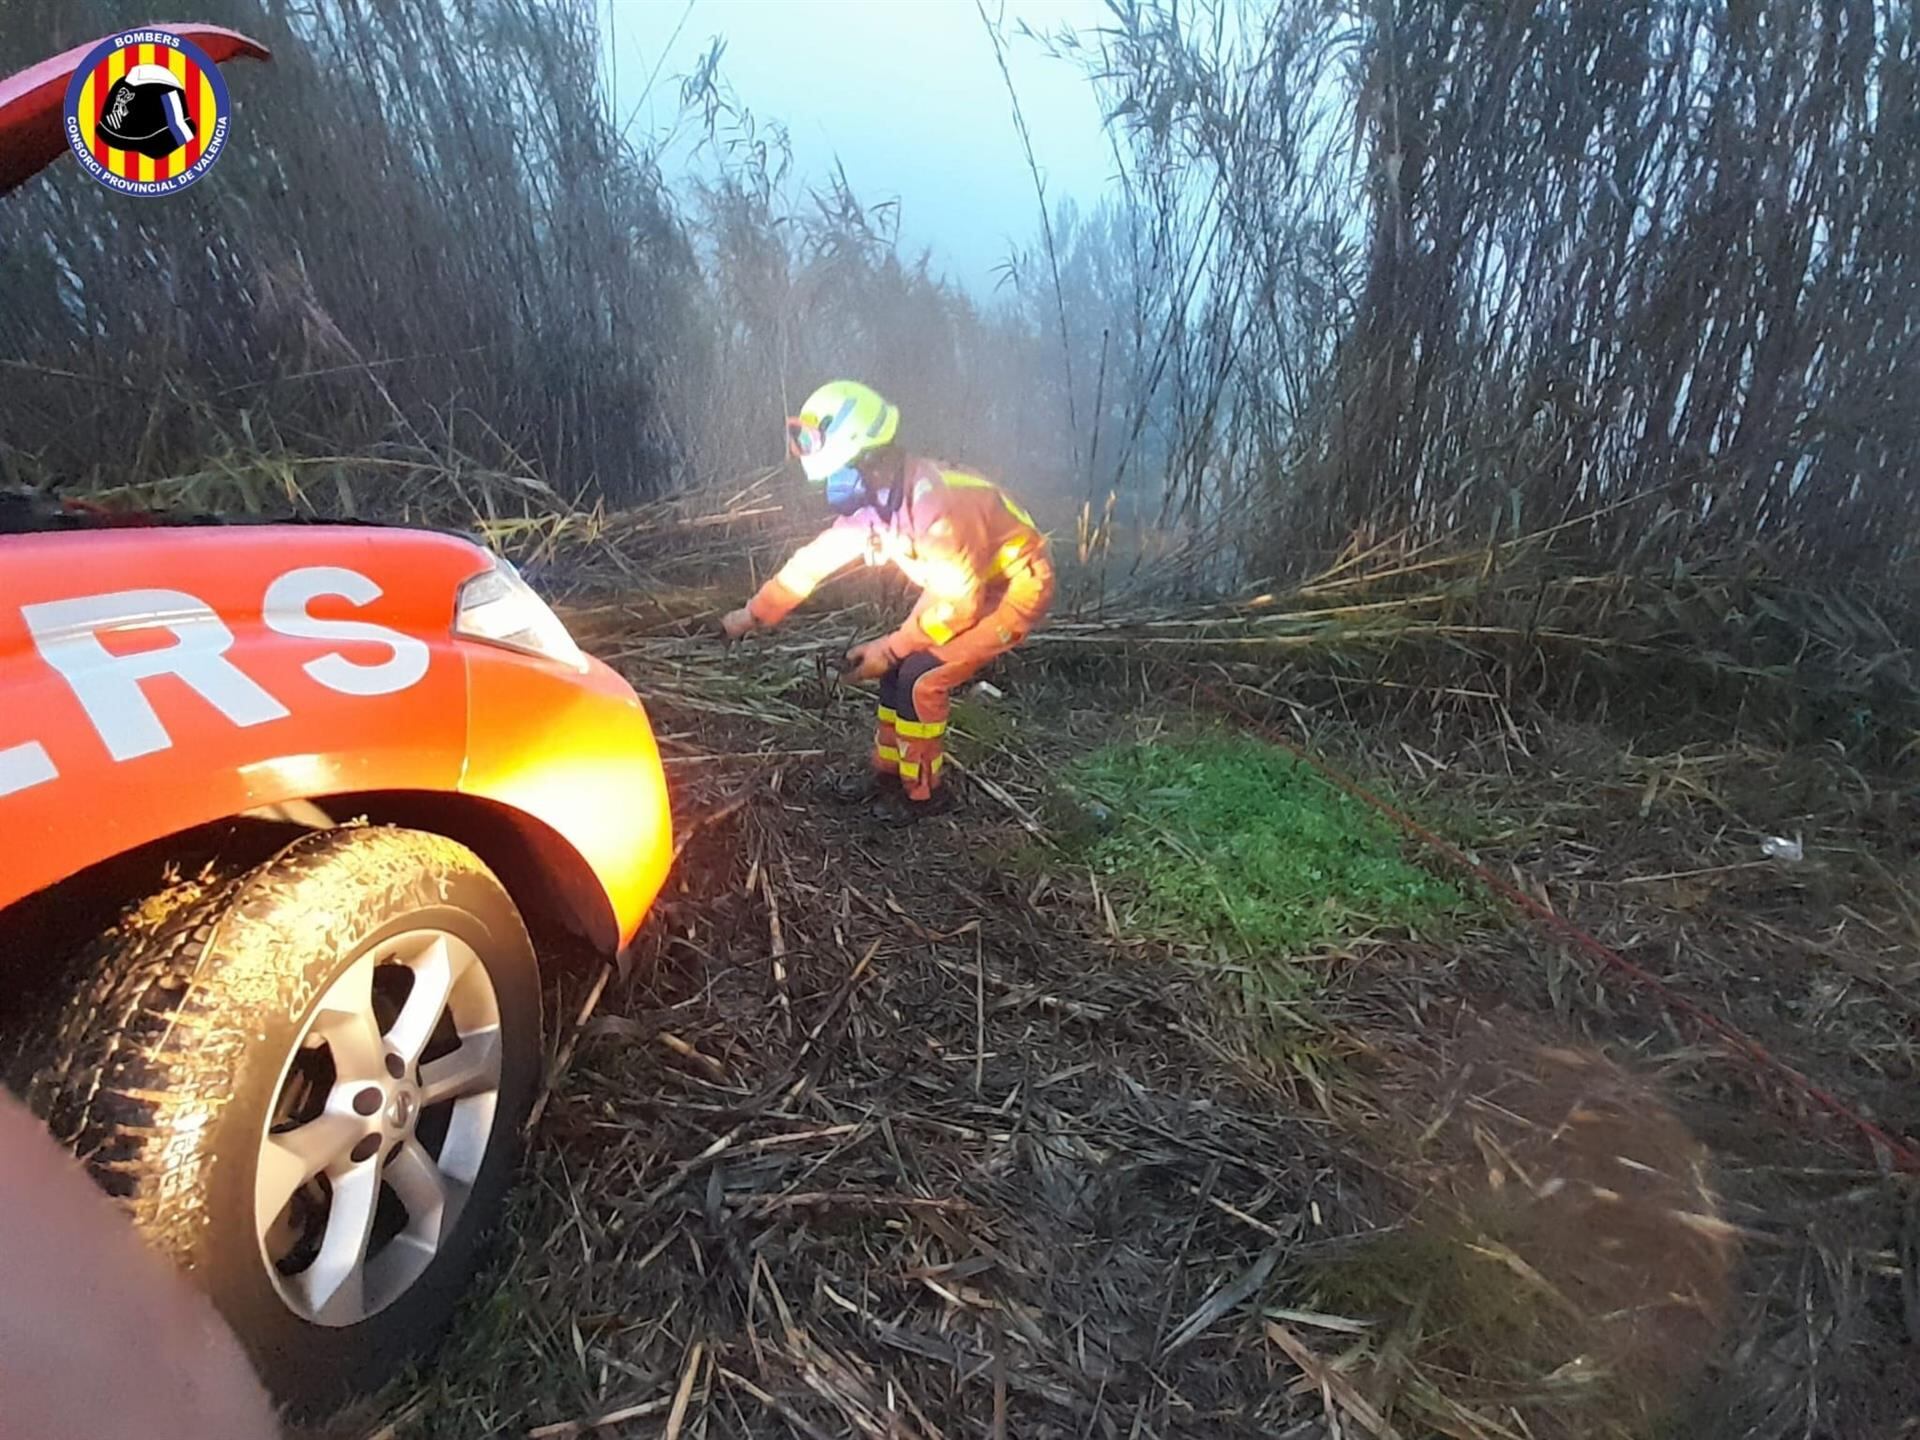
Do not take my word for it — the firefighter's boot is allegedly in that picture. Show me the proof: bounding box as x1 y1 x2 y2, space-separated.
869 782 957 826
818 767 899 804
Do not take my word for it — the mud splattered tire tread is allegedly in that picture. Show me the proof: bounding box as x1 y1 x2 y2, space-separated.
23 826 543 1418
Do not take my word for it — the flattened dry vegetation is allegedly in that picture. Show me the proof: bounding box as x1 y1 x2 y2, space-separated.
385 677 1385 1440
327 503 1920 1440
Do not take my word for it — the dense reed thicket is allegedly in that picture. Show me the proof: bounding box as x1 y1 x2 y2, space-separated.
2 0 1914 596
0 0 696 510
1074 0 1920 582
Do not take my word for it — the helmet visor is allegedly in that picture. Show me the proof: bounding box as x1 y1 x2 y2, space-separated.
785 415 824 461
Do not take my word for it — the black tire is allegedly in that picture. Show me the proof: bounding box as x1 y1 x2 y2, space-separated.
25 826 543 1419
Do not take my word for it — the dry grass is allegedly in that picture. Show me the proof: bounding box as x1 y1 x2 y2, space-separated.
359 638 1376 1440
1037 516 1920 762
1266 687 1920 1439
303 502 1920 1440
25 446 1887 1437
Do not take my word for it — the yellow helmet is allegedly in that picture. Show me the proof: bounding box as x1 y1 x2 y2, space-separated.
785 380 899 491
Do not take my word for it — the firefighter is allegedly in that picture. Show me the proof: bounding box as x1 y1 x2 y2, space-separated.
722 380 1053 820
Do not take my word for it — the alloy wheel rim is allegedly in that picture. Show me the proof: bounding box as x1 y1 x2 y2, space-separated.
254 929 503 1327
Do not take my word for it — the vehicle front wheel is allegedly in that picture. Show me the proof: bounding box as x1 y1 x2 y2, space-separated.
27 826 543 1417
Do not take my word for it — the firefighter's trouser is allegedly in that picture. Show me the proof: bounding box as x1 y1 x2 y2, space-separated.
873 551 1054 801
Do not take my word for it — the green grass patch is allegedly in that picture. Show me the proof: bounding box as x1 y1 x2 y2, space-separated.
1066 733 1465 960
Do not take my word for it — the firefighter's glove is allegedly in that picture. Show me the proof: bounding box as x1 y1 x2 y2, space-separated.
842 639 894 681
720 607 759 642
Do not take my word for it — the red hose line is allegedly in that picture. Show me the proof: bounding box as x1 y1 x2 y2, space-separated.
1205 684 1920 1176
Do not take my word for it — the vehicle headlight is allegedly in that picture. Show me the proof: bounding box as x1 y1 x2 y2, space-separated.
454 558 587 669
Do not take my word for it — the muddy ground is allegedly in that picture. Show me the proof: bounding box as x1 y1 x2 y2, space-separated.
368 597 1919 1440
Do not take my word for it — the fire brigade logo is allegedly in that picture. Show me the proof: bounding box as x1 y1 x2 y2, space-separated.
61 30 233 196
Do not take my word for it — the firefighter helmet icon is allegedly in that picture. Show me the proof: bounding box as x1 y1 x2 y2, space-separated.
97 63 195 159
62 30 234 195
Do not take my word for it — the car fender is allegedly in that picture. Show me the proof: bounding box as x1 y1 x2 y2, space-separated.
460 646 674 951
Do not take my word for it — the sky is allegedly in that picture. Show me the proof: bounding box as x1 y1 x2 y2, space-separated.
600 0 1119 295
